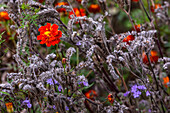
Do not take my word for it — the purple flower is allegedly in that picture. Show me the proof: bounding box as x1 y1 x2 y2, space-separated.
53 105 56 109
83 81 89 86
66 106 69 111
46 78 59 85
76 41 81 46
58 85 62 91
124 91 130 97
148 109 151 112
22 98 32 108
146 91 150 96
133 91 141 98
131 85 138 93
137 85 146 90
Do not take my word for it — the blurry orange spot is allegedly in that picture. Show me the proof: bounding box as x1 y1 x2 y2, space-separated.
142 51 159 64
133 24 141 32
123 35 135 45
163 76 169 88
69 8 86 19
151 4 162 13
85 90 97 100
55 2 69 14
132 0 139 2
76 0 82 3
88 4 100 14
5 102 14 113
0 11 10 21
107 94 114 104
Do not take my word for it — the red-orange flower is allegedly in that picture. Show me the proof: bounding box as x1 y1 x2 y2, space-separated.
133 24 141 32
142 51 159 64
85 90 97 100
88 4 100 14
163 76 169 88
69 8 86 19
123 35 135 45
55 2 69 13
76 0 82 3
107 93 114 104
150 4 162 13
132 0 139 2
5 102 14 113
37 23 62 47
39 0 44 3
0 11 10 21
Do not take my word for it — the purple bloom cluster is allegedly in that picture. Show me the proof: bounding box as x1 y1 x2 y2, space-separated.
124 84 150 98
46 78 62 91
22 98 32 108
78 81 89 87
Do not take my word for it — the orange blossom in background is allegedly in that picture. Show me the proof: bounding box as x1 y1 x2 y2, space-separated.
85 90 97 100
5 102 14 113
151 4 162 13
163 76 169 88
107 93 114 104
0 11 10 21
123 35 135 45
55 2 69 13
69 8 86 19
88 4 100 14
37 23 62 47
142 50 159 64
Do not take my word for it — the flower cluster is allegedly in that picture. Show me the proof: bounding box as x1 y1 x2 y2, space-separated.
124 85 150 98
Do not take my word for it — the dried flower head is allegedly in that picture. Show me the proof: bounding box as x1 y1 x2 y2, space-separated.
142 50 159 64
37 23 62 47
88 4 100 14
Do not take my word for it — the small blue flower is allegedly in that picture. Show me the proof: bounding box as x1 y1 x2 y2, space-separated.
46 78 59 85
53 105 56 109
76 41 81 46
131 85 138 93
146 91 150 96
133 90 141 98
83 81 89 86
22 98 32 108
66 106 69 111
123 91 130 97
137 85 146 90
58 85 62 91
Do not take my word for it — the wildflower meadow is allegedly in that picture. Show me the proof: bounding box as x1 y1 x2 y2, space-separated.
0 0 170 113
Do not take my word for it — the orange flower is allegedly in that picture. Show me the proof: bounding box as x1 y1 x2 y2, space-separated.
55 2 69 13
107 93 114 104
76 0 82 3
123 35 135 45
5 102 14 113
150 4 162 13
0 11 10 21
85 90 97 100
88 4 100 14
142 51 159 64
133 24 141 32
163 76 169 88
69 8 86 19
132 0 139 2
37 23 62 47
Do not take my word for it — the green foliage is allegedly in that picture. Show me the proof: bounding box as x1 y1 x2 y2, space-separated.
0 31 5 45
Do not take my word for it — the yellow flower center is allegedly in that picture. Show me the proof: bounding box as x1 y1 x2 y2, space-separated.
44 31 51 37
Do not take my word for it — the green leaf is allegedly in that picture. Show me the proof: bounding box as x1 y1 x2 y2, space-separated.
0 91 10 96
